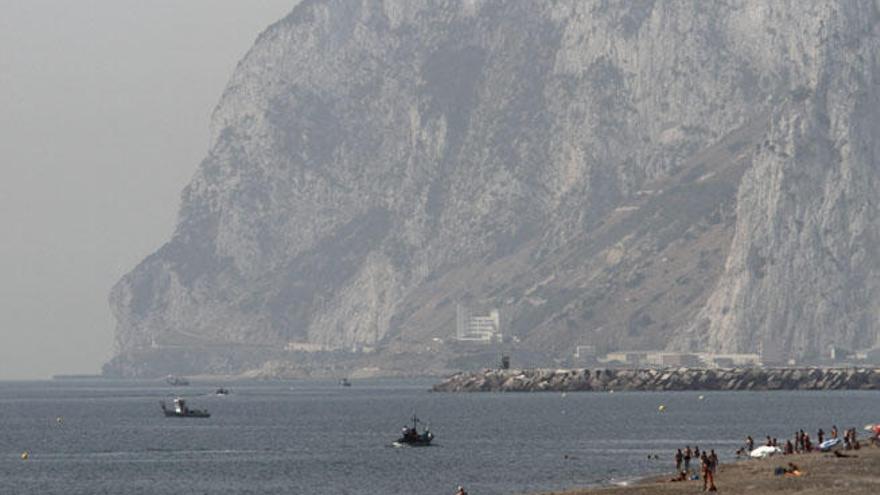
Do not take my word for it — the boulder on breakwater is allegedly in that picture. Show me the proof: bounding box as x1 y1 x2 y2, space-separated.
431 367 880 392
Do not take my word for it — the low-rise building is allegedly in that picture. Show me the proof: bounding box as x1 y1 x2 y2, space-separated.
573 345 597 363
285 342 333 353
700 353 762 368
599 351 763 368
645 352 703 367
601 351 650 366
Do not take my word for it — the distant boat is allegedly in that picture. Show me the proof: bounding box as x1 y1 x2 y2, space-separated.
393 414 434 447
165 375 189 386
215 387 230 396
339 378 352 387
160 398 210 418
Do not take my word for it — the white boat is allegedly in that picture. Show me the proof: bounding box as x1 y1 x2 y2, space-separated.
818 437 842 451
160 397 210 418
749 445 782 458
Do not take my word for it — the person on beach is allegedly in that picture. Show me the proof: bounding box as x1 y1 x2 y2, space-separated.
709 449 718 475
852 428 861 450
843 428 858 450
784 439 794 455
455 485 468 495
831 425 838 439
818 428 824 444
804 433 812 452
765 435 772 447
694 446 701 459
746 435 754 452
668 471 688 482
684 446 692 473
675 449 683 472
700 452 717 492
783 462 802 476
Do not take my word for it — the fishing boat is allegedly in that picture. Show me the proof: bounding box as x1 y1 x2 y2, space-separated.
393 414 434 447
160 398 210 418
215 387 230 396
339 378 352 387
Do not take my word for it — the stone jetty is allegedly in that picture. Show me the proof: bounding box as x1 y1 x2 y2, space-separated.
432 367 880 392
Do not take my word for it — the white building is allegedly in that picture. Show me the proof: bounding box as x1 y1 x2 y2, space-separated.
456 305 502 342
285 342 332 353
700 353 762 368
574 345 597 360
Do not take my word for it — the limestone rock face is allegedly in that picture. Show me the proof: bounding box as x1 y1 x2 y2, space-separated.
107 0 880 376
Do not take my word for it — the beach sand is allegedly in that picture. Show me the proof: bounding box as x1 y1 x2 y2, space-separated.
541 446 880 495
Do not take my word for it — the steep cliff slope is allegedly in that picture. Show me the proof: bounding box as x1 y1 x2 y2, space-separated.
106 0 880 376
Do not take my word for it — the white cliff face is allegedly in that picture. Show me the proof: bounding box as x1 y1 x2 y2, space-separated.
108 0 880 375
690 1 880 360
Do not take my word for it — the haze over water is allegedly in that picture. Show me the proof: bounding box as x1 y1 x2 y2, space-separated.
1 379 877 495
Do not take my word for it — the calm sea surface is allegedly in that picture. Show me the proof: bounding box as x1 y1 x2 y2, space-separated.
0 379 877 495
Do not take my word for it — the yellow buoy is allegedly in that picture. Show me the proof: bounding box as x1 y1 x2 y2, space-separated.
658 404 666 412
21 451 29 460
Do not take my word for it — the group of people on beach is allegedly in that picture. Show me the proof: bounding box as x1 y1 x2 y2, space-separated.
739 424 864 456
667 425 869 492
456 423 875 494
672 445 718 491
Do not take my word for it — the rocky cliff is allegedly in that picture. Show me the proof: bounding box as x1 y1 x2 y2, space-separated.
105 0 880 377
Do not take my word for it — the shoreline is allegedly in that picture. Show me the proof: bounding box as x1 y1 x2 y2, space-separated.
538 447 880 494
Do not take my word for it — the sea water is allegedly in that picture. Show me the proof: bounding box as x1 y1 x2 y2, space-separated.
0 379 876 495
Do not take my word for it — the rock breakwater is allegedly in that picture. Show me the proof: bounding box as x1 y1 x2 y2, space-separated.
432 367 880 392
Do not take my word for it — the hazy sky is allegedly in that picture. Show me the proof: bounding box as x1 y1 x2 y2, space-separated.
0 0 295 379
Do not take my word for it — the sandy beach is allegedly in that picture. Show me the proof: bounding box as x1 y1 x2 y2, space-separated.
541 445 880 495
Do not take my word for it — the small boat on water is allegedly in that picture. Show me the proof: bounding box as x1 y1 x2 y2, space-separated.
393 414 434 447
160 398 210 418
215 387 230 396
165 375 190 386
339 378 352 387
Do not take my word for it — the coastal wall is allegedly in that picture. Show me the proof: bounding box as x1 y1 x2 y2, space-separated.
432 367 880 392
